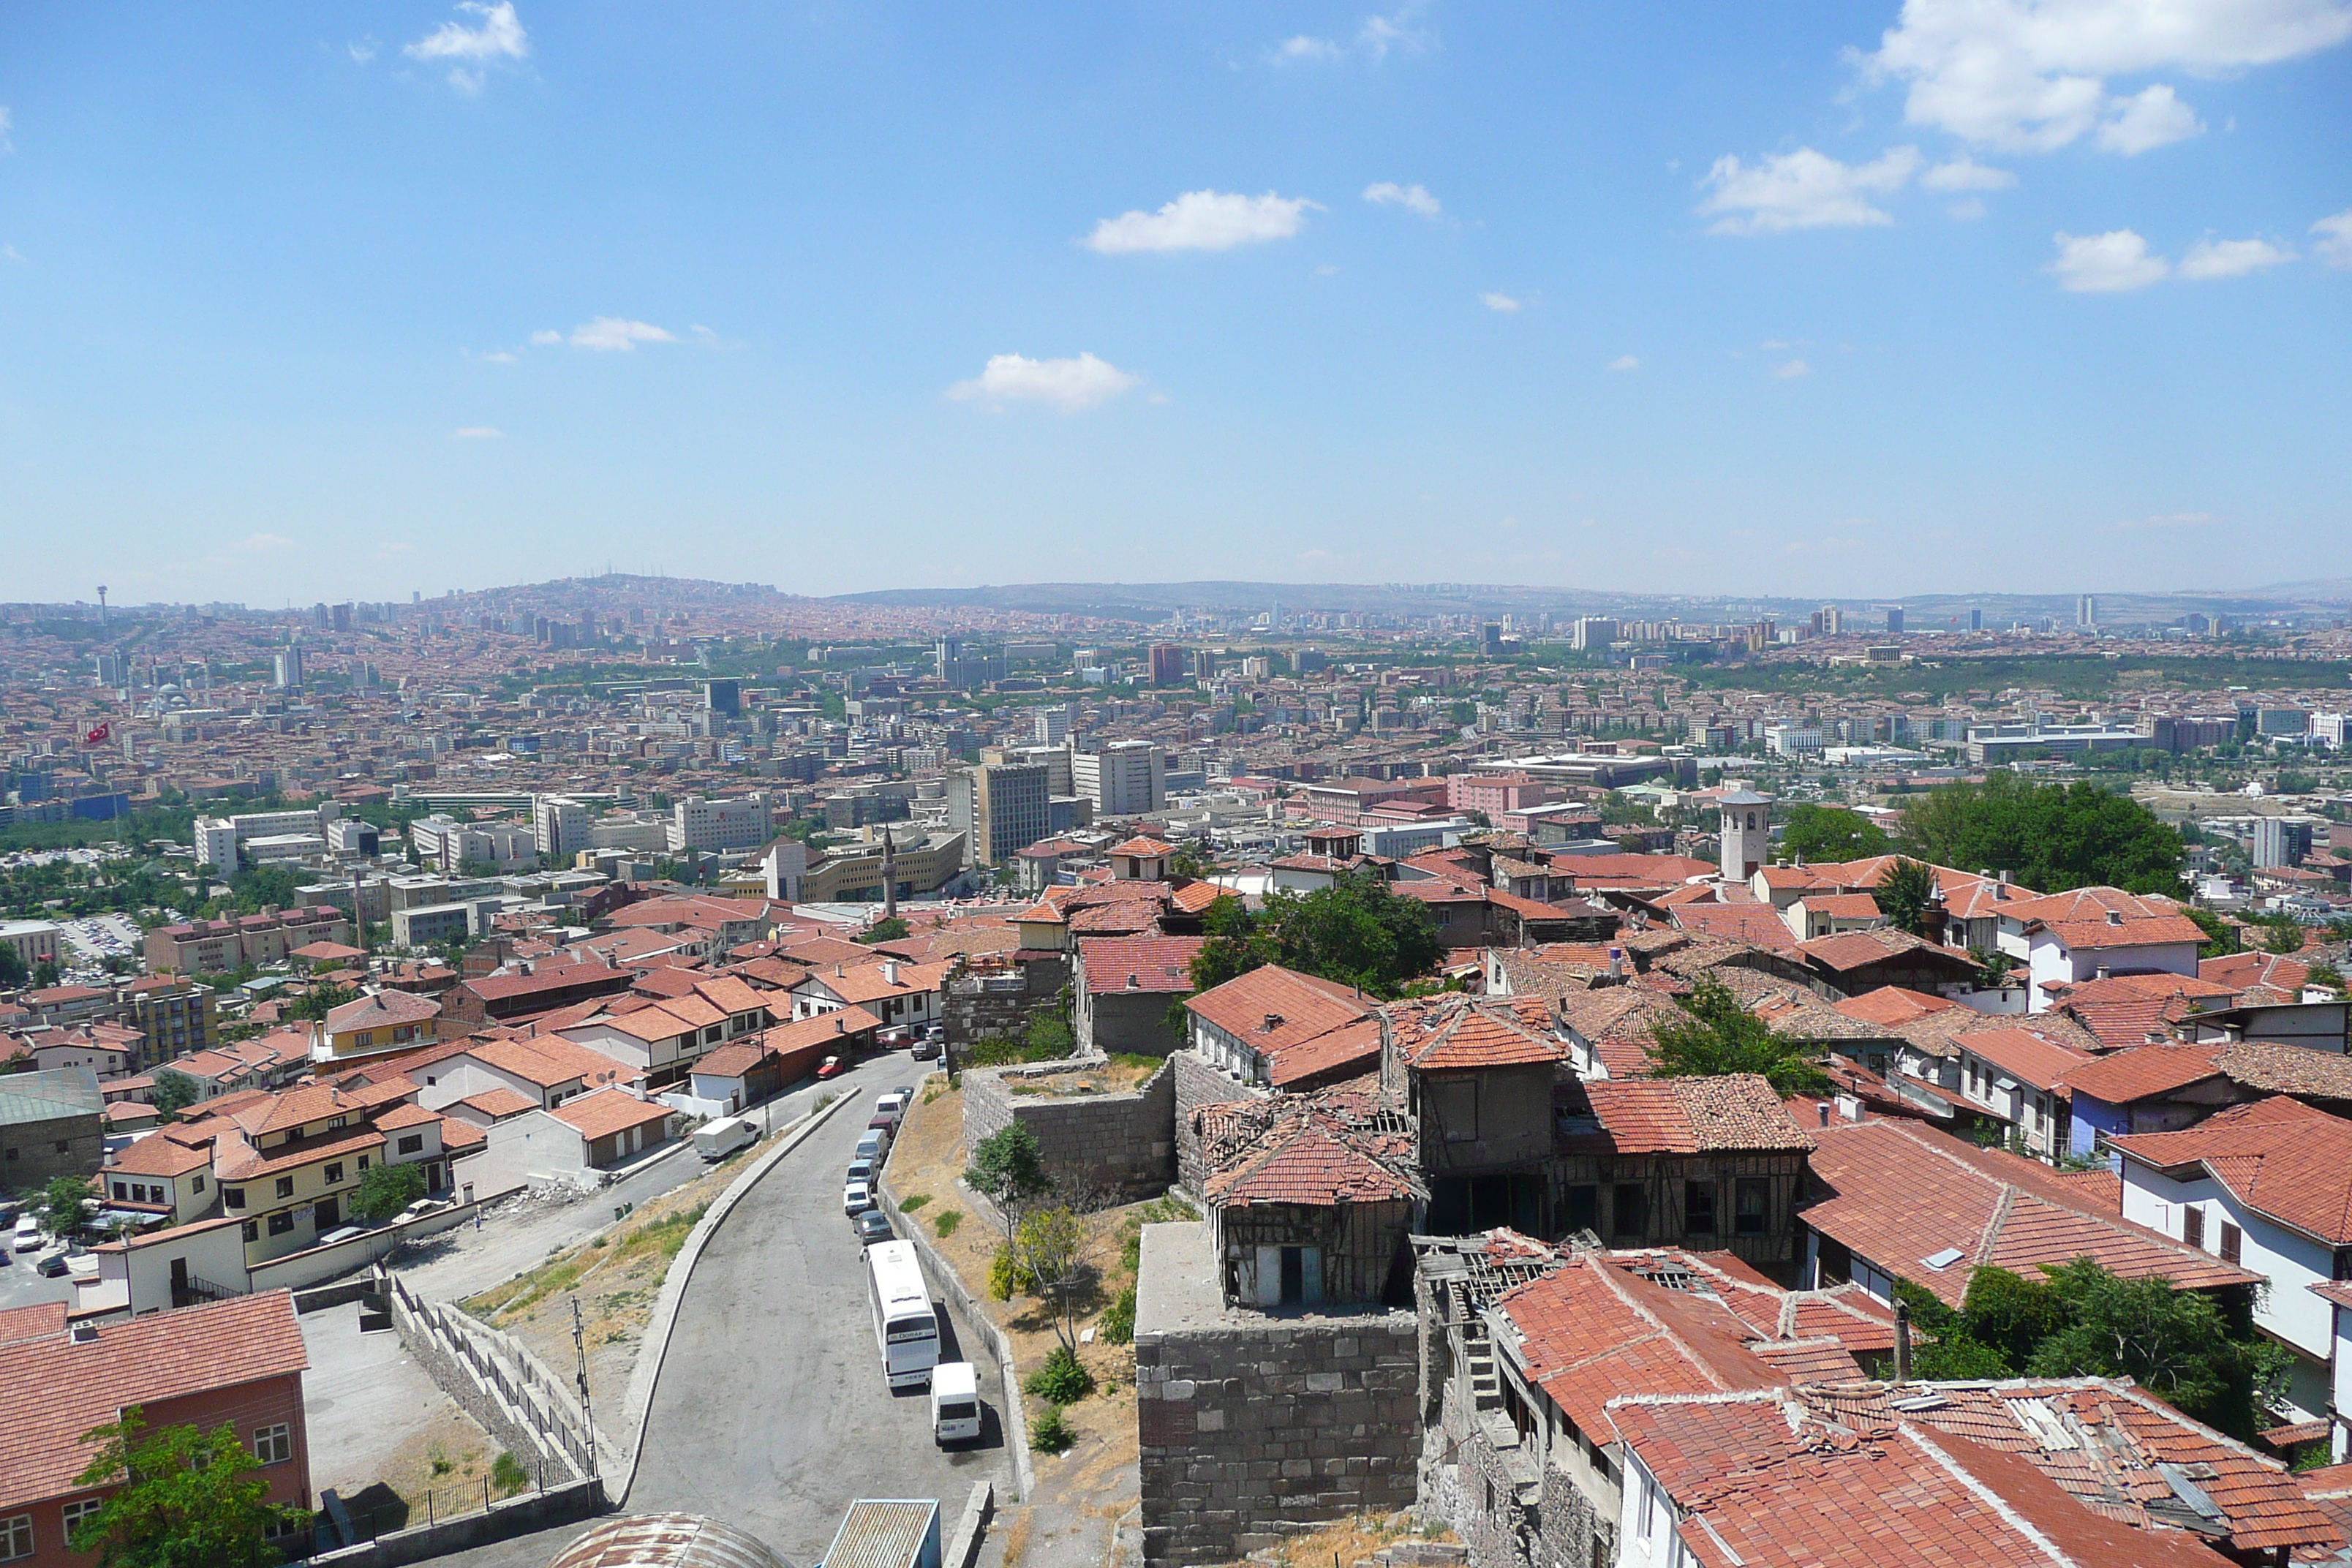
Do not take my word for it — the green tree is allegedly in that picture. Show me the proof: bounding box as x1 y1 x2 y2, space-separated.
42 1174 95 1237
1647 977 1829 1096
149 1070 200 1122
69 1409 309 1568
2027 1259 2288 1441
2310 962 2346 996
2256 915 2307 955
964 1123 1052 1244
1876 856 1940 937
282 981 358 1023
0 943 26 988
1898 772 2185 894
1187 894 1279 994
1009 1205 1093 1352
31 958 61 989
2184 906 2239 959
1262 871 1445 998
858 916 911 946
1779 804 1890 864
351 1162 426 1222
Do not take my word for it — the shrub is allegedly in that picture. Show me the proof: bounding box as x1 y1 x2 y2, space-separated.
988 1244 1017 1301
900 1194 932 1213
1025 1343 1095 1405
491 1451 530 1496
353 1161 427 1222
934 1210 962 1239
1028 1402 1075 1454
1099 1285 1137 1346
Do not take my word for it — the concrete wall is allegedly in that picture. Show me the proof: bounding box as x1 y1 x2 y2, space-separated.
244 1188 511 1295
1081 988 1188 1059
1135 1222 1420 1568
944 960 1068 1048
310 1478 607 1568
962 1057 1176 1203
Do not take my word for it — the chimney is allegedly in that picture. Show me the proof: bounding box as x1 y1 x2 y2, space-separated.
1607 947 1625 979
1999 870 2013 886
2095 962 2111 981
1126 973 1140 990
834 1017 845 1033
70 1322 99 1346
1817 1101 1831 1127
1893 1299 1912 1382
883 960 900 986
1262 1013 1284 1033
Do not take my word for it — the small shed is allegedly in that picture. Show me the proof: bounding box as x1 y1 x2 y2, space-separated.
819 1500 939 1568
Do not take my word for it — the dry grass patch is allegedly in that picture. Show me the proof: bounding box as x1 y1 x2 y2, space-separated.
1222 1514 1457 1568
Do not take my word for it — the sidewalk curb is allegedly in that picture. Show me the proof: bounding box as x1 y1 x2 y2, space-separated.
612 1086 860 1504
878 1099 1036 1504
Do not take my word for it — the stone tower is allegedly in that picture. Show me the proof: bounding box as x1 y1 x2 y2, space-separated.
1716 788 1774 883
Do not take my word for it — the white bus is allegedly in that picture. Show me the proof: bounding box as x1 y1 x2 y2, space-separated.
865 1240 940 1390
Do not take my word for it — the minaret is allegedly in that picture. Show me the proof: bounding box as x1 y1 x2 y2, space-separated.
1716 787 1774 884
881 827 898 922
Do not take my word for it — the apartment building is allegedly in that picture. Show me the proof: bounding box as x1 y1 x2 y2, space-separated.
143 906 353 974
1072 741 1165 817
532 794 590 861
669 794 771 853
0 919 64 971
949 762 1050 866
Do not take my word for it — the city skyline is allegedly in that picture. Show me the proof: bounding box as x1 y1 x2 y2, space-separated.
3 1 2348 604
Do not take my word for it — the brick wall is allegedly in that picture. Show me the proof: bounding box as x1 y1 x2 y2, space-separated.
1136 1311 1420 1568
962 1057 1176 1203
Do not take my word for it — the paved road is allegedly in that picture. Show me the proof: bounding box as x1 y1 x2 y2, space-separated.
627 1053 1009 1564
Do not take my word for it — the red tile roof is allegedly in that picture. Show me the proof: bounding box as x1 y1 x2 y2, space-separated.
1580 1075 1812 1153
1805 1115 2261 1306
1076 936 1205 996
2059 1043 2225 1104
1184 965 1373 1060
549 1088 675 1140
2111 1095 2352 1244
0 1291 308 1504
1956 1025 2097 1094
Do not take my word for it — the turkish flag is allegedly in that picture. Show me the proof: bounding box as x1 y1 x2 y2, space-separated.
85 723 110 745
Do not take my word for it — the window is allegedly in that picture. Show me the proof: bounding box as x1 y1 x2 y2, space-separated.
323 1163 344 1186
1613 1183 1648 1240
61 1499 102 1540
111 1182 129 1201
2220 1222 2242 1266
2184 1207 2205 1251
267 1213 295 1236
274 1176 295 1199
242 1221 259 1243
1564 1185 1599 1235
0 1514 30 1561
225 1187 245 1210
358 1155 369 1171
1684 1181 1716 1235
1735 1178 1771 1237
192 1175 204 1192
253 1424 292 1466
398 1134 424 1156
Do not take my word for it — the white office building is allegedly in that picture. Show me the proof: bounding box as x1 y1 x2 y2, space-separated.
534 795 591 862
669 794 771 853
1072 742 1165 817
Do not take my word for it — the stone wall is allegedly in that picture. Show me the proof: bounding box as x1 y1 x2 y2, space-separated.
962 1056 1175 1203
945 961 1068 1048
1171 1049 1262 1199
1136 1223 1420 1568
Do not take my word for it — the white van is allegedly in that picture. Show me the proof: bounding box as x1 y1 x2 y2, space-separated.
930 1360 981 1444
856 1128 889 1166
694 1116 759 1162
12 1215 42 1252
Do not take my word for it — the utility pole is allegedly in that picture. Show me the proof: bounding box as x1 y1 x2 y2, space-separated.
570 1296 595 1473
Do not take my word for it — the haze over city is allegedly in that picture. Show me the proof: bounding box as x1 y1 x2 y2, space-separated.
4 1 2348 606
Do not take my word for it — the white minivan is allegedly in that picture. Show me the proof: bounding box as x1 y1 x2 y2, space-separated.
13 1215 42 1253
930 1360 982 1444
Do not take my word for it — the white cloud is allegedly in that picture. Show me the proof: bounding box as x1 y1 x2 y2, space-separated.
1698 146 1922 234
1082 190 1321 254
405 2 527 92
1857 0 2351 154
0 107 12 155
566 317 676 351
1363 181 1441 217
348 37 380 64
1480 292 1523 312
1773 359 1812 378
1 244 24 265
1359 6 1433 60
529 330 563 346
947 353 1141 412
452 426 504 440
475 348 518 363
2048 228 2170 291
1607 355 1640 371
1274 35 1342 61
1948 197 1989 219
1921 155 2017 192
2095 83 2204 154
2313 209 2352 267
2178 236 2293 278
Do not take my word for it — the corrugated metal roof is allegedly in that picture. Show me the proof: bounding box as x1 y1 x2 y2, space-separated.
0 1065 104 1126
820 1500 938 1568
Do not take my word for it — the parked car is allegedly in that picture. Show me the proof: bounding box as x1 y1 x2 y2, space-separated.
13 1216 43 1253
36 1253 69 1278
894 1085 916 1103
842 1179 872 1216
879 1026 912 1049
852 1210 894 1245
847 1157 874 1187
817 1056 846 1080
856 1128 889 1165
910 1038 939 1061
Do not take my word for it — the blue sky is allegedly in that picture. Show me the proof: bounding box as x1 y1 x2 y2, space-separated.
2 1 2348 606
